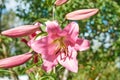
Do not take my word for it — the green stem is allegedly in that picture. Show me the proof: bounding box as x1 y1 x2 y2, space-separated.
9 68 19 80
52 5 56 20
62 69 69 80
29 49 33 53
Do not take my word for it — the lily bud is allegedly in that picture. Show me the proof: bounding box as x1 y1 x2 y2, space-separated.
65 9 99 20
55 0 68 6
33 53 38 63
1 22 41 38
0 53 32 68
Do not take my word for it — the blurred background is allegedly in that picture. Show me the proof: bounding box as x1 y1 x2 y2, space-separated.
0 0 120 80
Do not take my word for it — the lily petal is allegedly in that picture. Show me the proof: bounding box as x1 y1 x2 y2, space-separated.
1 23 41 38
0 53 32 68
65 9 99 20
57 46 78 73
46 21 61 39
75 39 90 51
31 36 57 55
55 0 68 6
63 22 79 42
42 54 58 72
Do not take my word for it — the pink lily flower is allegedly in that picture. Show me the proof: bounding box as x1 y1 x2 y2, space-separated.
55 0 68 6
30 21 90 72
1 22 41 38
0 53 32 68
65 9 99 20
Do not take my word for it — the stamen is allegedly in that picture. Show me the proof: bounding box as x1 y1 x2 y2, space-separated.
55 49 60 54
60 53 67 62
52 36 70 61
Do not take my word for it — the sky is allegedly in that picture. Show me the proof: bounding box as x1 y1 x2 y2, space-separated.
5 0 18 11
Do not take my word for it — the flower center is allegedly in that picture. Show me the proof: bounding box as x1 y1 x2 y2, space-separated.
53 37 68 55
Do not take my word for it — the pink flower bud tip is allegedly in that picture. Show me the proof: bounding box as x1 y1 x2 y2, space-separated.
1 22 41 38
55 0 68 6
0 53 32 68
65 9 99 20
